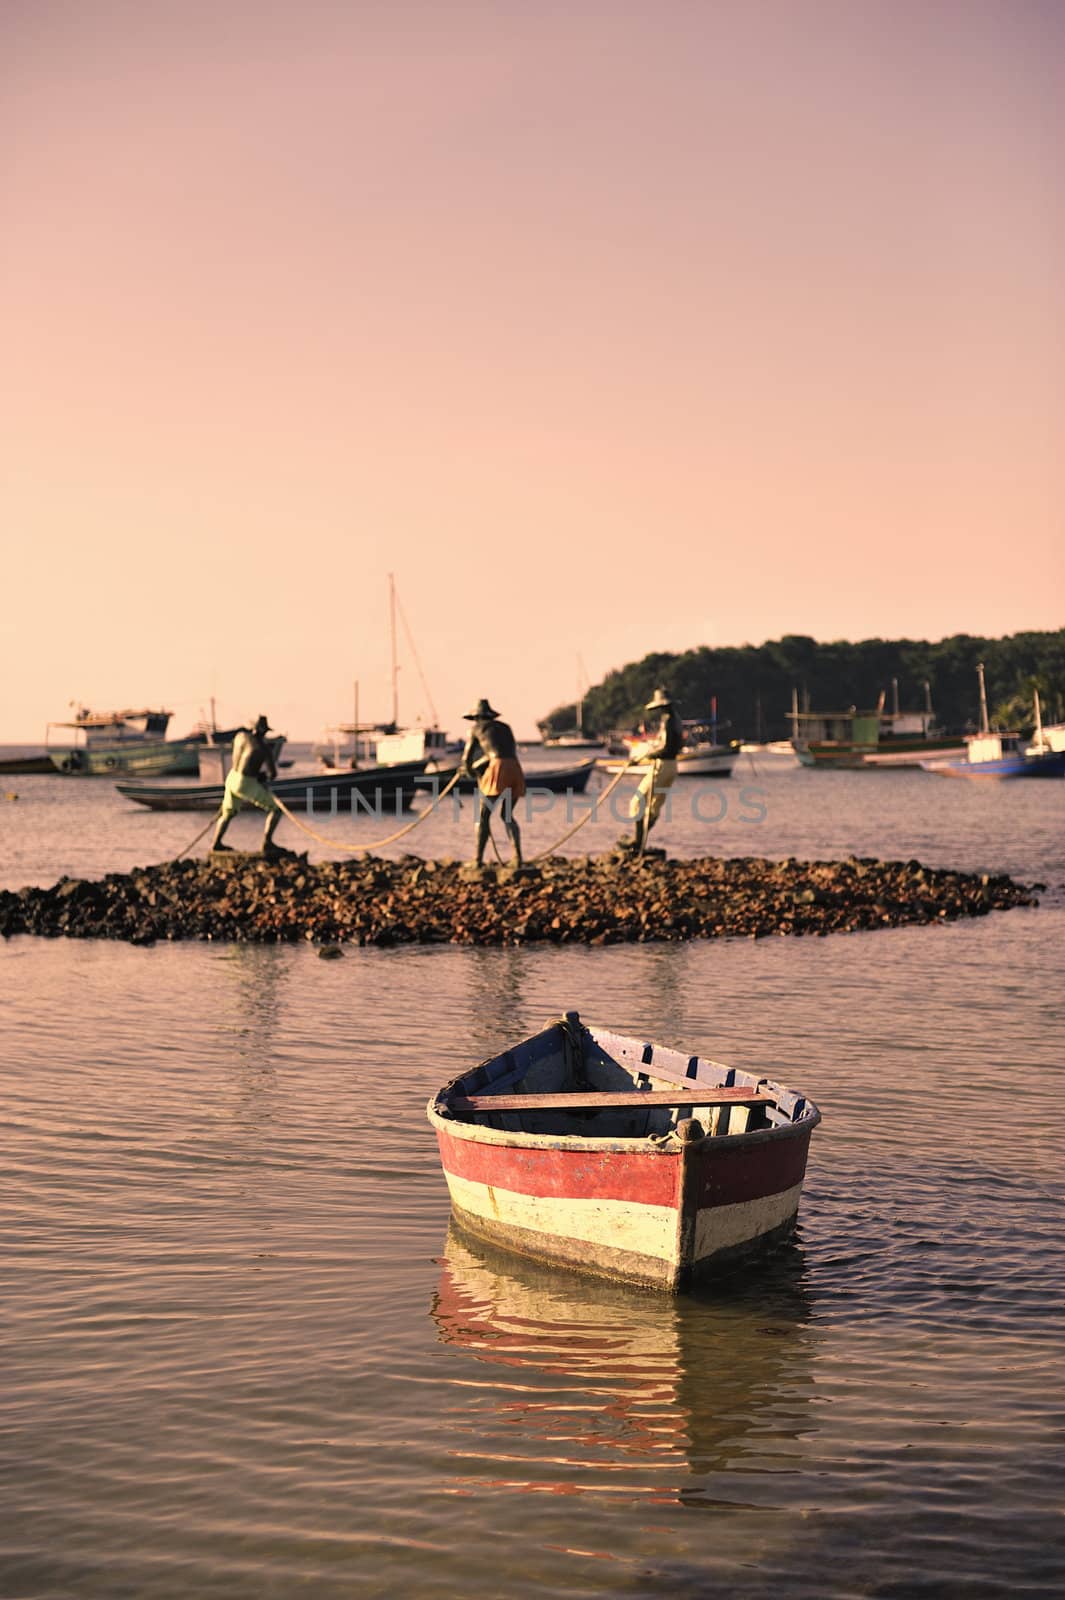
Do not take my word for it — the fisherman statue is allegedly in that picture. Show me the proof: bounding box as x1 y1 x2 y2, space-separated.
460 697 526 868
620 686 683 855
211 714 288 855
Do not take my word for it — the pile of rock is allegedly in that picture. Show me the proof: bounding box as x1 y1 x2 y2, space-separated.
0 851 1040 947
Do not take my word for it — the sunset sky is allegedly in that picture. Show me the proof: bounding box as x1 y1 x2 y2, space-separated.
2 0 1063 742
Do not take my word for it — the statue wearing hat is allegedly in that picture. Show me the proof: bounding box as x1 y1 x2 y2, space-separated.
622 686 683 854
211 714 288 855
459 697 526 868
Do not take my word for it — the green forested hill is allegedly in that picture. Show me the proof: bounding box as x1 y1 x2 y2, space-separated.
540 630 1065 741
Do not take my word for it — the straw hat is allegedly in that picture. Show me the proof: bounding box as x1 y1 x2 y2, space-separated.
463 697 501 721
644 687 674 712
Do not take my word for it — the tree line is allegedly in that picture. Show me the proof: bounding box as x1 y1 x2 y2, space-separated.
540 629 1065 741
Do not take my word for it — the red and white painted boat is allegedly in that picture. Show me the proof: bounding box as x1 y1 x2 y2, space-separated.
427 1012 821 1292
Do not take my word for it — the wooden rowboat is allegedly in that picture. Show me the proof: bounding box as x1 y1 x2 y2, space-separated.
427 1012 821 1292
115 759 428 813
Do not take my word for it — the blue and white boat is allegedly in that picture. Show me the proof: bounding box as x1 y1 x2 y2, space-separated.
921 673 1065 780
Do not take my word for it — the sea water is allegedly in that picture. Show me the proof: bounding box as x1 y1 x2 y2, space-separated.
1 751 1063 1597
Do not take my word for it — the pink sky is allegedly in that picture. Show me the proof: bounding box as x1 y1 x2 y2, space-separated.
2 0 1063 742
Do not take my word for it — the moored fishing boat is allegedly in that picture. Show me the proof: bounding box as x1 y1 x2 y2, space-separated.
787 679 969 768
599 742 738 777
116 758 429 812
921 737 1065 779
46 706 204 776
427 1012 821 1292
920 672 1065 779
598 711 739 777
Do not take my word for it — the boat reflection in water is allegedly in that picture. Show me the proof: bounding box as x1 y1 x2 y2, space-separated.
430 1221 814 1506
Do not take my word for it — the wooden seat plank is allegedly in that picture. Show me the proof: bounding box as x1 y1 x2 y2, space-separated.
448 1088 775 1114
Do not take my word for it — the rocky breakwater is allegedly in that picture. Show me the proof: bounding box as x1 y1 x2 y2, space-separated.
0 851 1041 947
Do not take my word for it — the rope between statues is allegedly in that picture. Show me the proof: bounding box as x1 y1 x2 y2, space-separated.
172 756 641 865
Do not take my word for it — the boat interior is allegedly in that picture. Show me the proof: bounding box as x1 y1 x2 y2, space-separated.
439 1015 814 1142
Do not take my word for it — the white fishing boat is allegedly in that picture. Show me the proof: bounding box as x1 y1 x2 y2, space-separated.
598 710 738 777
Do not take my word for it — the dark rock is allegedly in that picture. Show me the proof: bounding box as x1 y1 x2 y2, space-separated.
1 853 1040 950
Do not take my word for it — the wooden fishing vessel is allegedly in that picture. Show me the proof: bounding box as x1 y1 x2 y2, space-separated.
116 759 429 813
921 735 1065 779
46 707 204 777
427 1013 821 1292
598 743 737 777
787 682 963 769
921 675 1065 779
598 711 738 777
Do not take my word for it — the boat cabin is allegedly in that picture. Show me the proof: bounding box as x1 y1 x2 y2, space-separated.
316 721 458 768
46 707 173 749
966 731 1024 764
789 705 942 755
375 725 457 765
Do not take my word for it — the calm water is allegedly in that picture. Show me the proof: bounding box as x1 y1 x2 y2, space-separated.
2 753 1064 1597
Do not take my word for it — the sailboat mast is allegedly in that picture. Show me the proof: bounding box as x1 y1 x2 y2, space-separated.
1034 688 1044 750
388 573 399 726
977 662 989 734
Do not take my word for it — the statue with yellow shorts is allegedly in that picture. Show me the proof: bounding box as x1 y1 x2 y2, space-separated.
621 686 683 855
211 715 287 855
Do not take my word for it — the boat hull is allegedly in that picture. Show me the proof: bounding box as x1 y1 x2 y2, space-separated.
920 749 1065 779
435 1121 812 1291
0 754 54 774
49 740 202 777
797 736 964 769
598 751 735 777
116 760 429 812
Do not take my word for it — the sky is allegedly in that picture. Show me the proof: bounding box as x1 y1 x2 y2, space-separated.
2 0 1063 742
